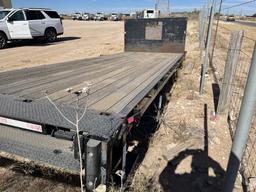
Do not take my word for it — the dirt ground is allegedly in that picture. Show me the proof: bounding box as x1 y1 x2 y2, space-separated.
0 19 255 192
0 20 124 72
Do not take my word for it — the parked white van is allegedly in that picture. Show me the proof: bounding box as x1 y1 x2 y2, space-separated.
0 8 64 49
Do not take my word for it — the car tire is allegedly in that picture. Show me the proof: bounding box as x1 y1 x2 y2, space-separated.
0 32 7 49
45 28 57 43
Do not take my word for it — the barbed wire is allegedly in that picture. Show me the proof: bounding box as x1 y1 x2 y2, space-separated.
217 25 234 32
244 36 256 42
240 50 254 58
221 0 256 10
216 0 227 7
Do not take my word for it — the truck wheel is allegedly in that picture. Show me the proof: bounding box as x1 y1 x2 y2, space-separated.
0 33 7 49
45 28 57 43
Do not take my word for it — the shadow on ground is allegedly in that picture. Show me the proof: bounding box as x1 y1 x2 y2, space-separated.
212 83 220 113
159 104 225 192
159 149 225 192
5 36 81 49
0 158 13 167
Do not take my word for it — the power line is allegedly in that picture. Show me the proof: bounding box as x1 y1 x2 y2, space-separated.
222 0 256 11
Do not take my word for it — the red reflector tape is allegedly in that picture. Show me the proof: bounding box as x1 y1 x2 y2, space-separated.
0 116 43 133
127 116 135 124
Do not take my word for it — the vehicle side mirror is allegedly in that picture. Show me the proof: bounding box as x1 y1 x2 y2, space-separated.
7 17 14 22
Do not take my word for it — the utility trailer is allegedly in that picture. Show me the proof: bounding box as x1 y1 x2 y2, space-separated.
0 17 187 190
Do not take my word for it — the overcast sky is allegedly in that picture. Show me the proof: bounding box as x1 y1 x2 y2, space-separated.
12 0 256 15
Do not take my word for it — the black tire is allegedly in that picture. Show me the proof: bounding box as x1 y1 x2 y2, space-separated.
45 28 57 43
0 32 7 49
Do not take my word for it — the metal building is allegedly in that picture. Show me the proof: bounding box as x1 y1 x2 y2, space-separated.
0 0 12 8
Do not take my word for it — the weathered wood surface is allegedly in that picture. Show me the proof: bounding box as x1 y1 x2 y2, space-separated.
0 52 183 115
217 31 244 115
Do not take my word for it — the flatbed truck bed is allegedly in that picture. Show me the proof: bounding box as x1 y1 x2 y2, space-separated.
0 17 187 191
0 52 183 115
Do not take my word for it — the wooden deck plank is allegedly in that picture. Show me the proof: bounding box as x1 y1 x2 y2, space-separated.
16 60 130 99
0 52 183 116
0 53 125 83
108 55 181 114
63 65 138 105
0 56 129 95
46 65 134 103
84 63 152 107
48 52 160 105
68 53 162 106
90 56 173 111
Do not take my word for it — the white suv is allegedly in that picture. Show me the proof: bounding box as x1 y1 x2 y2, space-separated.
0 8 64 49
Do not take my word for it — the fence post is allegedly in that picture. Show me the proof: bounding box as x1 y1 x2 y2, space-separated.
202 0 211 48
199 0 216 95
200 3 209 49
217 31 244 115
210 0 223 65
199 6 205 48
223 42 256 192
199 8 207 50
199 10 203 43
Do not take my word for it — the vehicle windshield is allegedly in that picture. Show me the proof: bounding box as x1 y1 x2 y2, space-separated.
0 11 11 20
147 10 154 14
